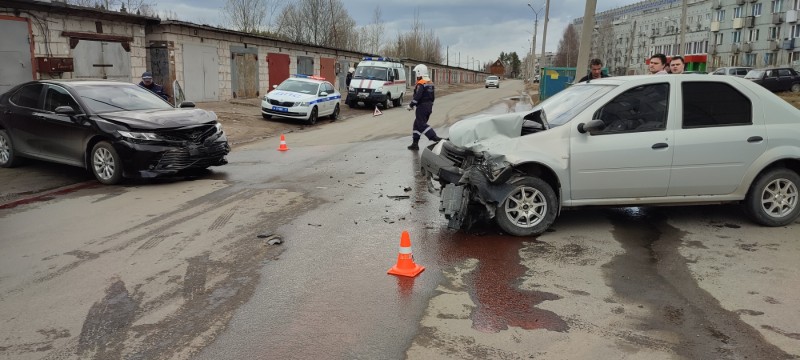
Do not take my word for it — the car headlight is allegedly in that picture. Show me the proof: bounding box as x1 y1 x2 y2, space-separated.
214 123 223 133
376 86 384 92
348 86 355 92
296 101 309 106
118 130 163 141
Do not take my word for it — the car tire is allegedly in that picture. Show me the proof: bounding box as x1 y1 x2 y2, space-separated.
744 168 800 227
307 106 318 125
382 95 390 109
485 86 488 88
495 176 557 236
347 99 356 108
0 129 22 168
792 83 800 93
392 94 403 107
329 103 340 120
262 113 272 120
91 141 123 185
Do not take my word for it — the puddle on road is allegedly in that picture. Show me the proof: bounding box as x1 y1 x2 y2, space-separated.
436 228 568 333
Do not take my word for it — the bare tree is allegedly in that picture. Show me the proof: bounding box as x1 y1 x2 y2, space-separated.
274 0 355 48
223 0 283 34
554 24 579 67
65 0 99 7
362 6 384 55
382 10 443 63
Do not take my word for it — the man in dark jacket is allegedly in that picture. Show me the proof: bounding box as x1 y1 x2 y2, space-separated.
138 71 169 101
578 58 610 83
406 64 441 150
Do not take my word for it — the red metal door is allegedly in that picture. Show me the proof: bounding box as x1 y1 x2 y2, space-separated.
319 57 335 84
267 53 290 91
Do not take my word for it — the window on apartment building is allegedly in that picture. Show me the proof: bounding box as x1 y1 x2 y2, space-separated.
753 3 763 16
707 13 712 20
794 0 800 10
749 29 760 41
769 26 781 39
733 30 743 43
765 53 776 65
730 54 740 66
716 9 726 21
743 53 756 66
772 0 784 13
716 33 725 44
734 6 743 18
792 24 800 38
790 51 800 64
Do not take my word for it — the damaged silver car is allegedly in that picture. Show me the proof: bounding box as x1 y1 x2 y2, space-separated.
421 75 800 236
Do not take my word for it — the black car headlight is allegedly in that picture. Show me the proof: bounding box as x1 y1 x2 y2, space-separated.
118 130 165 142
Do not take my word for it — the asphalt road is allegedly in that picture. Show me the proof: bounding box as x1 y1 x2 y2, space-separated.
0 80 798 360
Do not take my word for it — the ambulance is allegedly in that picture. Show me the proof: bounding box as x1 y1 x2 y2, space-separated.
346 57 407 109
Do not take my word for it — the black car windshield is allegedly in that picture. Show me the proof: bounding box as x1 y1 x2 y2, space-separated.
536 83 614 127
353 66 388 80
275 80 320 94
74 84 173 113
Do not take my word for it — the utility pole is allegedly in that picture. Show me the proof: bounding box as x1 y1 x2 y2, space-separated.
679 0 688 55
528 3 543 80
575 0 597 83
626 20 637 75
540 0 550 69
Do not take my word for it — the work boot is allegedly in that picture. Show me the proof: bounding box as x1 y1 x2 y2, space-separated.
407 140 419 150
431 136 442 143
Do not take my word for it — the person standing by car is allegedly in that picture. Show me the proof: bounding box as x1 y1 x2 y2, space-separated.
346 67 354 87
138 71 169 101
648 54 668 75
578 58 610 82
669 56 685 74
406 64 441 150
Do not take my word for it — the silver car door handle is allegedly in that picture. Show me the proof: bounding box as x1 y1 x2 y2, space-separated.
652 143 668 149
747 136 763 143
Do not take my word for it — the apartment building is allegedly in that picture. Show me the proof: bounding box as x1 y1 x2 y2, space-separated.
575 0 800 74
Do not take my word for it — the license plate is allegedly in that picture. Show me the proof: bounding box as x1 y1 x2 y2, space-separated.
272 106 288 112
357 93 368 98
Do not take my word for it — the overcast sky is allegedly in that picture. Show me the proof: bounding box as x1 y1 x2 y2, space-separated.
154 0 636 68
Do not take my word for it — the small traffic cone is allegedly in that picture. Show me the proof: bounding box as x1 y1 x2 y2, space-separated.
277 134 289 151
387 230 425 277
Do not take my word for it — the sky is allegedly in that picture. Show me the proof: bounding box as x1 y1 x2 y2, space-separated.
154 0 636 68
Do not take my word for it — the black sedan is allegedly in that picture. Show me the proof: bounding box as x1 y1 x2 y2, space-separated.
0 80 230 184
744 67 800 92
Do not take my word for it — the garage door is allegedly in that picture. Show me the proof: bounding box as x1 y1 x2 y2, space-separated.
72 40 131 81
183 43 219 102
0 18 34 93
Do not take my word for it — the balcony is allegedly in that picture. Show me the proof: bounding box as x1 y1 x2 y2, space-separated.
788 10 798 23
783 38 795 50
736 0 744 4
711 21 720 32
733 17 745 29
769 40 780 51
713 0 721 9
773 12 784 24
745 16 755 28
742 42 752 52
730 43 740 53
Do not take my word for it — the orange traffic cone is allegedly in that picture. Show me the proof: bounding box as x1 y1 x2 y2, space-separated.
387 230 425 277
277 134 289 151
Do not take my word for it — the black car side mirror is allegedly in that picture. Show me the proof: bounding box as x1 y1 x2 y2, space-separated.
578 119 605 134
54 106 76 115
179 101 196 108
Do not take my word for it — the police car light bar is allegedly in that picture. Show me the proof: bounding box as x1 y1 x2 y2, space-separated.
362 56 401 62
291 74 326 80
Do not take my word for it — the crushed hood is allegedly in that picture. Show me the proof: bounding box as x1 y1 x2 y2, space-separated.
449 112 526 149
98 108 218 130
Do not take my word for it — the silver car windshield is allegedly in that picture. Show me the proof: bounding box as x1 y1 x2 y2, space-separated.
75 84 174 113
536 83 614 127
744 70 764 79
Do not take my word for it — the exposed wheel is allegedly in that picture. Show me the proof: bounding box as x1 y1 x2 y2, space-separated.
0 129 22 168
744 168 800 226
382 95 390 109
307 106 318 125
485 86 488 88
495 177 558 236
392 94 403 107
91 141 122 185
792 83 800 93
347 99 356 108
262 113 272 119
329 103 340 120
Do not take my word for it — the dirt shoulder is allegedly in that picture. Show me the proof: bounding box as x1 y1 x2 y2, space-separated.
197 82 487 148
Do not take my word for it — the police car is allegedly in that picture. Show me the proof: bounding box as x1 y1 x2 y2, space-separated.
261 75 341 125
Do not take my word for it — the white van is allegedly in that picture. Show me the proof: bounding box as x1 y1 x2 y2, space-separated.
346 57 406 109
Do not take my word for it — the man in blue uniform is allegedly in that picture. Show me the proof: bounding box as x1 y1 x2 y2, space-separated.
138 71 169 101
406 64 441 150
